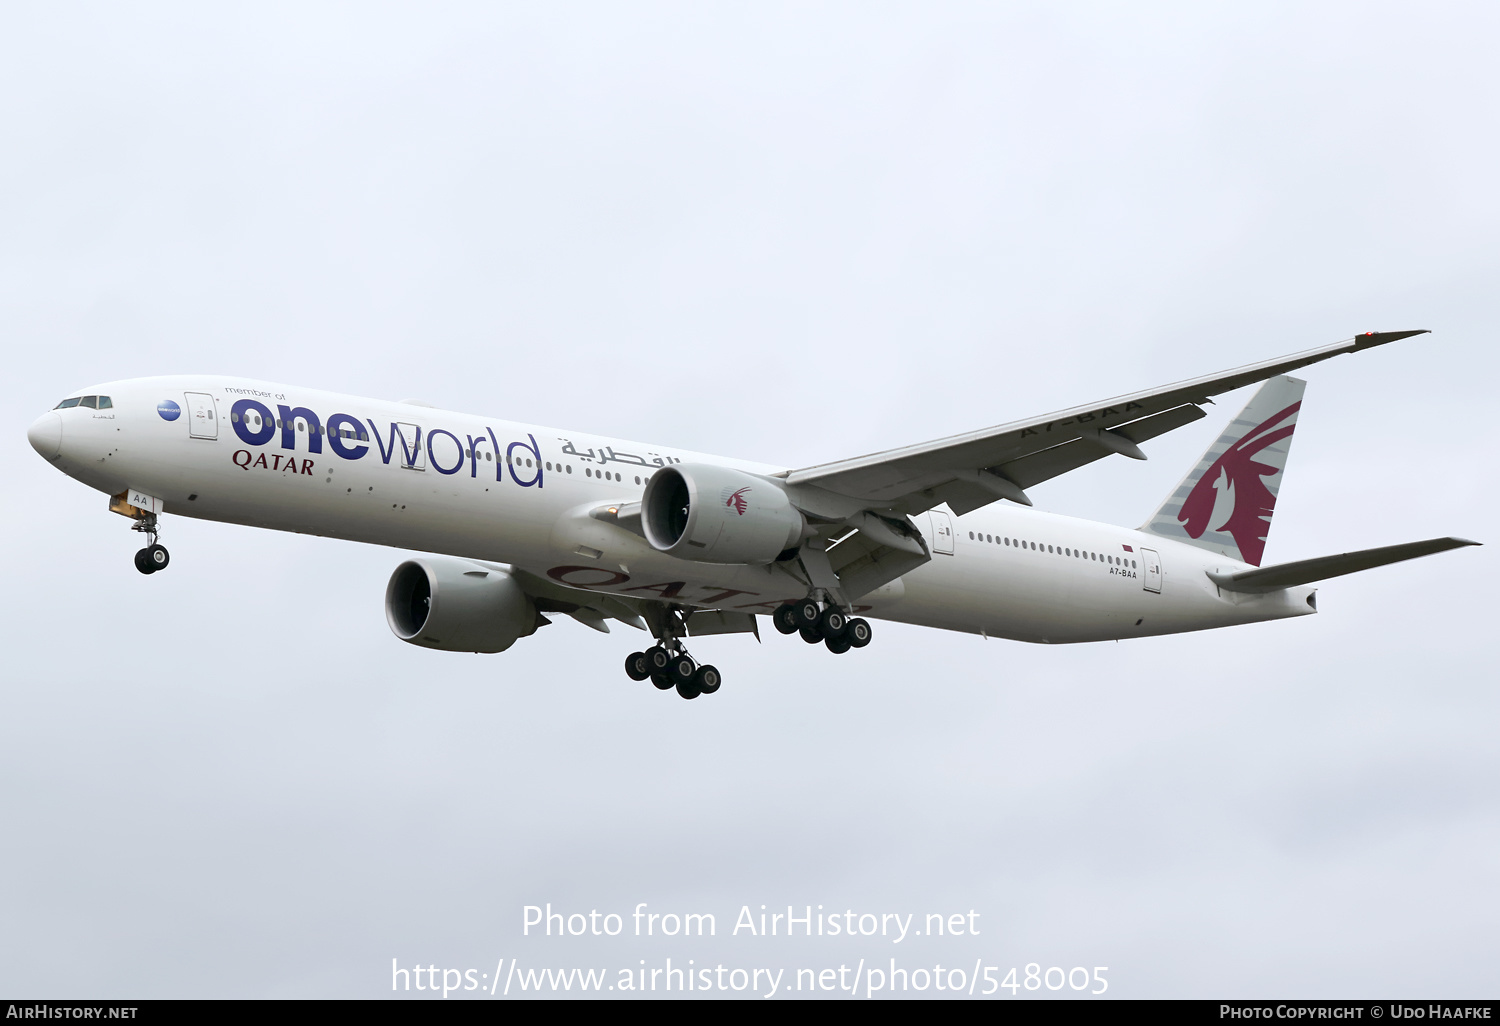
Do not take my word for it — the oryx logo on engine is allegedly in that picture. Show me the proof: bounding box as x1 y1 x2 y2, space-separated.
723 486 751 516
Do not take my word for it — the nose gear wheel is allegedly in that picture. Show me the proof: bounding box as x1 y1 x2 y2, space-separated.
134 544 170 575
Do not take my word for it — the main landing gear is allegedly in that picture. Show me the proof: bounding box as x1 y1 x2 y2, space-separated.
622 597 867 700
772 599 871 655
131 512 170 575
624 644 722 701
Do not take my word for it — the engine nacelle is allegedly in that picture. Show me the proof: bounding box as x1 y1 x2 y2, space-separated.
642 464 804 565
385 558 539 653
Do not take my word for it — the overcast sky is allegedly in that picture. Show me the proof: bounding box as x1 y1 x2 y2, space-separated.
2 1 1495 999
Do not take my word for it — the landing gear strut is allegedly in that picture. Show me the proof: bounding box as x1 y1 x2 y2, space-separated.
131 512 170 575
774 599 871 655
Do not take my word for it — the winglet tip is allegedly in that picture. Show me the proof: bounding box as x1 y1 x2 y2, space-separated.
1353 328 1431 350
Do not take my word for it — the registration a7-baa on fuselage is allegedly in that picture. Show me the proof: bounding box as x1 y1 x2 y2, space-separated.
25 330 1479 700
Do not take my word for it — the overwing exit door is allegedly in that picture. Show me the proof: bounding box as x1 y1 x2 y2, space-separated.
928 509 955 555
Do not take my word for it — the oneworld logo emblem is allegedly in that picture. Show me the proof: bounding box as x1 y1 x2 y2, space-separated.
156 399 181 421
226 397 546 489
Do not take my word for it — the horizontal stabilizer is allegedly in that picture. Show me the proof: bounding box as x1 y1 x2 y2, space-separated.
1207 537 1480 594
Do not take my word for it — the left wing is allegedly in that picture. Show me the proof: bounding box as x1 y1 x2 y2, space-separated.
783 330 1427 517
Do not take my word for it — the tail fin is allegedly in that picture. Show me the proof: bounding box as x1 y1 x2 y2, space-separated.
1140 375 1305 566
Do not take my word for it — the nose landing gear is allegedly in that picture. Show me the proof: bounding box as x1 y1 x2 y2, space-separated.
111 492 172 576
130 511 170 575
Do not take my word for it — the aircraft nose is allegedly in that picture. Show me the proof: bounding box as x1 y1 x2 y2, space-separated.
27 411 63 460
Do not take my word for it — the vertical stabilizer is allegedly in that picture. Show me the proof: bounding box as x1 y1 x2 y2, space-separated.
1140 375 1305 566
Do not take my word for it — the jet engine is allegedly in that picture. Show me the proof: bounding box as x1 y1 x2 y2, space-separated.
385 558 539 653
642 464 804 564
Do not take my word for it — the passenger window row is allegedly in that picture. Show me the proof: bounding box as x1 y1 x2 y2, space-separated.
53 395 112 409
967 530 1137 569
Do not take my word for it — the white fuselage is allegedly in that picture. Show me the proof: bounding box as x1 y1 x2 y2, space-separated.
32 376 1317 644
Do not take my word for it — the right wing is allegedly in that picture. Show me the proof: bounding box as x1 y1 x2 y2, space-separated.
513 331 1433 613
784 330 1428 517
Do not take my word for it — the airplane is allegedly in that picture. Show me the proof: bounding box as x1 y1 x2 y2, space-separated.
25 329 1478 700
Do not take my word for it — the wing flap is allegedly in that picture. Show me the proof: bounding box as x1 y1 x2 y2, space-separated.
685 610 760 637
825 529 932 600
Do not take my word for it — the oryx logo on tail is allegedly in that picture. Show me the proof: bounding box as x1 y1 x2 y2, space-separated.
1178 401 1299 567
1142 375 1306 566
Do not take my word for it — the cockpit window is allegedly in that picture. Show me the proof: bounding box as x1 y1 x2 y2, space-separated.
97 396 112 409
54 397 81 409
79 396 98 409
